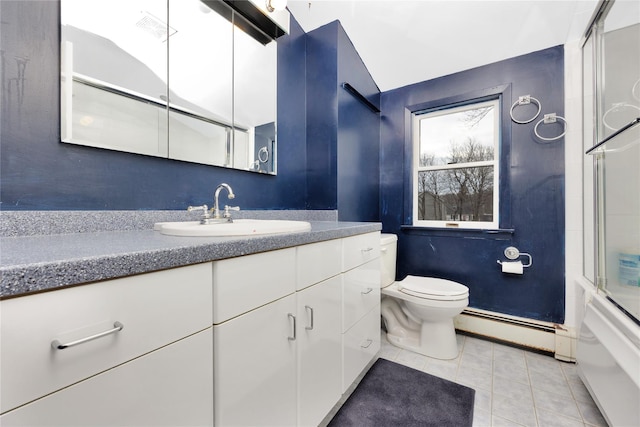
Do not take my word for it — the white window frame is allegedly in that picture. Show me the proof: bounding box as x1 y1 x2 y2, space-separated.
412 98 500 229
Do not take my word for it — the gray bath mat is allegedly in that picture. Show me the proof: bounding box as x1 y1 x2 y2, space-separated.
328 358 475 427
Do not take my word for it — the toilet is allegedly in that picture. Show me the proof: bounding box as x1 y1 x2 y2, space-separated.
380 234 469 359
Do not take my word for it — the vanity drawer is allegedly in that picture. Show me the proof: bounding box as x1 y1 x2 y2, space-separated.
0 262 213 414
342 305 381 392
342 232 380 272
342 258 381 332
0 329 214 426
213 247 296 324
296 238 342 290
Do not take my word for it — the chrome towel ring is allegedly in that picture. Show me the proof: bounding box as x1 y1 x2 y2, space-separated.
603 102 640 131
510 95 541 124
258 146 269 163
534 113 567 141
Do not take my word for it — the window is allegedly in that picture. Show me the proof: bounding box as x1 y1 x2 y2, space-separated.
413 99 500 228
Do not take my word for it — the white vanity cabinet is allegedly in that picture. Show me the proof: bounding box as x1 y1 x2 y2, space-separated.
0 226 381 426
212 233 380 426
212 275 343 427
0 263 214 426
212 244 343 427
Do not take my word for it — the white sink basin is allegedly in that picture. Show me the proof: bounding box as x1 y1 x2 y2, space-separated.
154 219 311 237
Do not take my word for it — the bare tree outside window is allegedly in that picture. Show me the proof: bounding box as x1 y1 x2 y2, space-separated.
414 100 499 228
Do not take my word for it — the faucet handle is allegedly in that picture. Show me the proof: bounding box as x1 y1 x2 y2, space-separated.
223 205 240 218
187 205 211 222
187 204 209 214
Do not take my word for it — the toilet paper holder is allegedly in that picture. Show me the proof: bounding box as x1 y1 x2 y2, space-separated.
496 246 532 267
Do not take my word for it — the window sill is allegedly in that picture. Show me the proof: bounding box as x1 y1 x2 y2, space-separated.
400 225 515 238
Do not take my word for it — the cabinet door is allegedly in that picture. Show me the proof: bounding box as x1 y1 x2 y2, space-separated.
213 294 297 427
297 275 342 427
0 329 213 427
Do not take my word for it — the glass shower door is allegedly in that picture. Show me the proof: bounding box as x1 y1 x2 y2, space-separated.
585 0 640 324
578 3 640 425
588 120 640 322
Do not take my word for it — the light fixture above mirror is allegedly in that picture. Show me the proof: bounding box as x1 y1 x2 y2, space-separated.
203 0 290 45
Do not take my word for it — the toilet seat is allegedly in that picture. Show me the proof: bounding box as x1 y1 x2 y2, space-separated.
398 275 469 301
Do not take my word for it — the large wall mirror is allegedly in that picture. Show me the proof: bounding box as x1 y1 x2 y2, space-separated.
61 0 280 174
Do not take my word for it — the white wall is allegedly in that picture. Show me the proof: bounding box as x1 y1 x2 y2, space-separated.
564 39 586 330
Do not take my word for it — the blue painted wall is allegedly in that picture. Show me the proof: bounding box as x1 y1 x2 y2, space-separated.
305 23 339 211
0 1 308 211
2 1 565 323
380 46 565 323
306 21 380 221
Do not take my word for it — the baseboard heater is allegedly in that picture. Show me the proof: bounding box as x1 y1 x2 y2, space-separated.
454 308 558 355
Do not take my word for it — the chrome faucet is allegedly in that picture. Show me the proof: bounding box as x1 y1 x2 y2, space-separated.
187 183 239 224
213 183 238 220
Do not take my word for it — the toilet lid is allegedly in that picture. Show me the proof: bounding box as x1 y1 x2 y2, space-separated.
398 275 469 299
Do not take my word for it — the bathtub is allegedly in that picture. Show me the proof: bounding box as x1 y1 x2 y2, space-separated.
577 284 640 426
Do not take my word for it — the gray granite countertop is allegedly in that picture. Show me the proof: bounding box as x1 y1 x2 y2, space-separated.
0 221 381 298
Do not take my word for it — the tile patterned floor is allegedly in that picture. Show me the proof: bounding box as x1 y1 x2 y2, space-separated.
377 332 608 427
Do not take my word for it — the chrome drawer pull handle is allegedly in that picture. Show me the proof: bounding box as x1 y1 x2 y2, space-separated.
361 339 373 349
305 305 314 330
288 313 296 341
361 287 373 295
51 321 124 350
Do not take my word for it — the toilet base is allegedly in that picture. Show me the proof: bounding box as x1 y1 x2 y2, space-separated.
387 321 458 360
385 319 460 360
380 292 464 360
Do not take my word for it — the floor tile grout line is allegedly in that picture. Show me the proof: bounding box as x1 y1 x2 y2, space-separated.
521 349 541 427
560 362 590 425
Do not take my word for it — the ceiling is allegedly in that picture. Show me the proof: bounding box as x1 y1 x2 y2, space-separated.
287 0 599 92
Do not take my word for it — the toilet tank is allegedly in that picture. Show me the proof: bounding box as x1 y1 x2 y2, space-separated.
380 233 398 287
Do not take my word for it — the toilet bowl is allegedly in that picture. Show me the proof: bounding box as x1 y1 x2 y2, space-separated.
380 234 469 359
